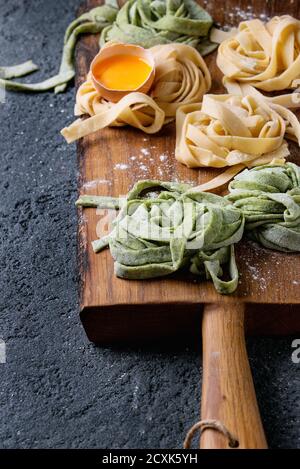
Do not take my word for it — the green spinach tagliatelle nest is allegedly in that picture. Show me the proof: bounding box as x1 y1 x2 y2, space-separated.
76 163 300 295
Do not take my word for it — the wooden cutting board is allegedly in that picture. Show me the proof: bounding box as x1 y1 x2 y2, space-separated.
76 0 300 344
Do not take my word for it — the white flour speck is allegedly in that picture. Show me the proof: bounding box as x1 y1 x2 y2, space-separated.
141 148 150 156
159 154 168 162
82 179 111 189
114 163 129 170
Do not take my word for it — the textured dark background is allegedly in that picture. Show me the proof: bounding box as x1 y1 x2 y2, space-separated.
0 0 299 449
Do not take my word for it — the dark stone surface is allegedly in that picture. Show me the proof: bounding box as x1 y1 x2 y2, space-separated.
0 0 299 449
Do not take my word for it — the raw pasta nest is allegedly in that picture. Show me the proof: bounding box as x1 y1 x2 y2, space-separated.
76 180 244 295
100 0 216 55
175 93 300 190
61 43 211 143
227 163 300 252
216 15 300 92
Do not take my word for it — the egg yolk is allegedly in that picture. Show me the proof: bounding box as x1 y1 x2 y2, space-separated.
94 54 152 91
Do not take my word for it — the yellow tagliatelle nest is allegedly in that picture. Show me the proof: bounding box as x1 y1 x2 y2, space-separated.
61 44 211 143
175 93 300 189
216 15 300 92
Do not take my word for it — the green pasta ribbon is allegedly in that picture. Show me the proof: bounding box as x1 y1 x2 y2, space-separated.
0 0 215 94
0 60 39 80
227 163 300 252
76 180 244 294
100 0 216 55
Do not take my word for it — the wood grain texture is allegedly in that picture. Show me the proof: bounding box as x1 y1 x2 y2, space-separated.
76 0 300 343
201 303 267 448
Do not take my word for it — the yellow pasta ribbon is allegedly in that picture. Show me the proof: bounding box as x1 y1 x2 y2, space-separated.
216 15 300 92
61 43 211 143
175 93 300 188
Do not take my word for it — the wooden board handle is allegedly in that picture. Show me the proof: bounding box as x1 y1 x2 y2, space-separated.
200 302 268 449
